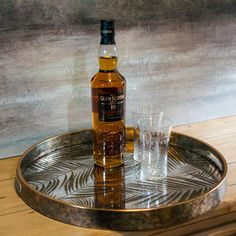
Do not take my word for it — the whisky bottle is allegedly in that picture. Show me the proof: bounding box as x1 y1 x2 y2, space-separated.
91 20 126 168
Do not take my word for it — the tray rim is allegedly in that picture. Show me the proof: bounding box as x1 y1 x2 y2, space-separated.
15 128 228 213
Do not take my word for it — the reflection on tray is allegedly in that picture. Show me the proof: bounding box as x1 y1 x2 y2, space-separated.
94 165 125 209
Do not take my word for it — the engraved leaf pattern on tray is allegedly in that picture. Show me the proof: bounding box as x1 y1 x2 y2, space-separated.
23 135 222 209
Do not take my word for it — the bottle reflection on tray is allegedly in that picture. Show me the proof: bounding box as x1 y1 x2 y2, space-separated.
94 165 125 209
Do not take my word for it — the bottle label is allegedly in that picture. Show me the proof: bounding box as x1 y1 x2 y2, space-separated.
92 88 125 122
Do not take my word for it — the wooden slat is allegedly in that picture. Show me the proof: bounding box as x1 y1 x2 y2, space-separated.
191 221 236 236
0 178 30 217
0 156 19 181
174 116 236 164
1 115 236 235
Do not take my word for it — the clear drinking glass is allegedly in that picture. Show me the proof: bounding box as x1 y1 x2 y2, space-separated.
139 117 172 181
132 104 163 162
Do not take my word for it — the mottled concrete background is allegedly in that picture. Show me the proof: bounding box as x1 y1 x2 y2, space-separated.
1 0 236 158
1 0 236 30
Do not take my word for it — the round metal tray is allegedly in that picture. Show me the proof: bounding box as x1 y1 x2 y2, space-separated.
15 129 227 230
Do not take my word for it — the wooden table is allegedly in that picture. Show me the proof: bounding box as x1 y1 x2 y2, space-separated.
1 116 236 235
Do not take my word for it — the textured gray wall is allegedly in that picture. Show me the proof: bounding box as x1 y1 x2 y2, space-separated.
1 1 236 158
1 0 236 30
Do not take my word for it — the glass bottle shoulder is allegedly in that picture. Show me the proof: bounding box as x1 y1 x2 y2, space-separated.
91 69 126 88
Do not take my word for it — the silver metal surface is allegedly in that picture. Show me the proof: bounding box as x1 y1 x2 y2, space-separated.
16 129 227 230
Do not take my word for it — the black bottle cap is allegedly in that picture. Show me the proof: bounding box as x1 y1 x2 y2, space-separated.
101 20 115 36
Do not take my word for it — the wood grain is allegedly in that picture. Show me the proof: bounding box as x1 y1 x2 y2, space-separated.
0 156 19 180
1 116 236 235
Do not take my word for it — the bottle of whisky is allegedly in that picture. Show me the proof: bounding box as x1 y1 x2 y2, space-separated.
91 20 126 168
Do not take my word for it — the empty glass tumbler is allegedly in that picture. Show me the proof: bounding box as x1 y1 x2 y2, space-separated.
132 104 163 162
139 117 172 181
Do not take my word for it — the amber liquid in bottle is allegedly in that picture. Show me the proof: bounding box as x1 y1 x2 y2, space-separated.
91 20 126 168
91 55 126 168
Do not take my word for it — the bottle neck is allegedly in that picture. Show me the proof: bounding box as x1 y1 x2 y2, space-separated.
99 39 118 71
